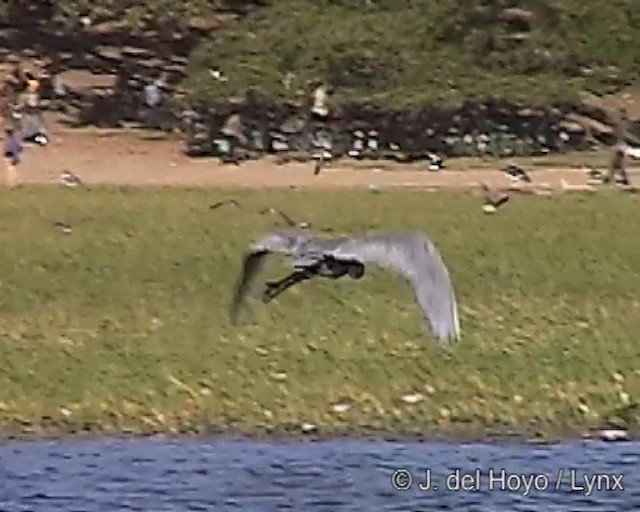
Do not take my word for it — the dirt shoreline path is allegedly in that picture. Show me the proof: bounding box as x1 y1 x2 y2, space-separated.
9 129 640 191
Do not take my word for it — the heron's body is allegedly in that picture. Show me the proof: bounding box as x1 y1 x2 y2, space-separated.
230 229 460 343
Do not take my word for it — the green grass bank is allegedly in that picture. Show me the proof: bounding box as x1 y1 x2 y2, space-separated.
3 1 640 118
184 0 640 108
0 187 639 440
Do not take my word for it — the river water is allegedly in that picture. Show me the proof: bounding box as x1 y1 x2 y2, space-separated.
0 438 637 510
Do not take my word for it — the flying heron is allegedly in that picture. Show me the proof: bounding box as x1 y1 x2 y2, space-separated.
230 229 460 343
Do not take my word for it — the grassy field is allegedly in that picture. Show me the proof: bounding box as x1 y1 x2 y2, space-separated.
0 186 639 440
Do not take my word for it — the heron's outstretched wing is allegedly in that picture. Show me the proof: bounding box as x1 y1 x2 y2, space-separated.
230 230 306 325
326 233 460 342
229 250 270 325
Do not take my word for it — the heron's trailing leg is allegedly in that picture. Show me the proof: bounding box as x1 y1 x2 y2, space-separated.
262 269 316 303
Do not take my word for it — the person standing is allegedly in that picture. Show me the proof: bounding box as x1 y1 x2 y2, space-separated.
310 82 329 123
24 72 40 109
607 108 630 185
608 146 629 185
143 75 165 129
3 126 22 188
219 112 247 163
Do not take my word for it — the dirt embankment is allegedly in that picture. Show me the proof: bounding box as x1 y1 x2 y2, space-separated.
8 120 639 191
1 24 639 191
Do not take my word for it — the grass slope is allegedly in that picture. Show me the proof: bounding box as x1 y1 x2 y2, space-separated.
185 0 640 108
0 186 638 439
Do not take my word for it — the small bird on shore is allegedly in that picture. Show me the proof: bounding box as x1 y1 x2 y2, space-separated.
220 154 242 166
626 146 640 160
426 152 444 171
503 164 531 183
313 153 325 175
209 199 241 210
583 165 607 185
481 183 509 214
58 170 85 188
230 230 460 343
209 199 313 229
53 221 72 234
33 133 49 146
260 207 311 229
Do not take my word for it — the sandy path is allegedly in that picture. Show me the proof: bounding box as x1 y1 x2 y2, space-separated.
8 128 639 191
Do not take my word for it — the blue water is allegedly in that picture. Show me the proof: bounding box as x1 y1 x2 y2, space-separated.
0 438 638 510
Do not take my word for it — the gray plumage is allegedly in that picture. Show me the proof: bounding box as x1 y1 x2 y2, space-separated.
230 229 460 343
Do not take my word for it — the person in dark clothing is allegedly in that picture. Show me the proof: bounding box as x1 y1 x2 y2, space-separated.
3 126 21 187
7 64 27 94
607 108 630 185
608 145 629 185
